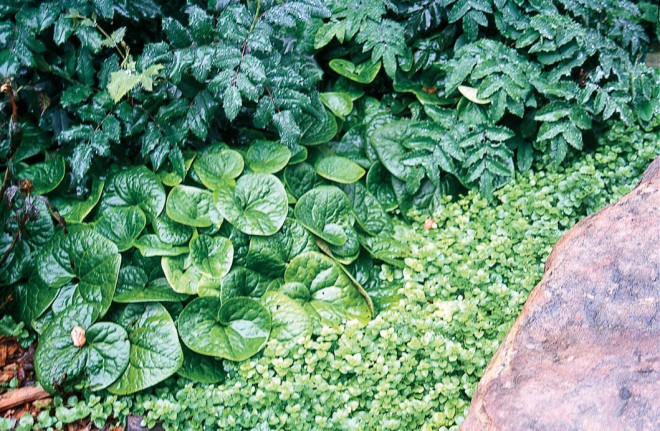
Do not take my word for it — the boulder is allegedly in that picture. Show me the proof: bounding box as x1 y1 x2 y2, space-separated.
461 157 660 431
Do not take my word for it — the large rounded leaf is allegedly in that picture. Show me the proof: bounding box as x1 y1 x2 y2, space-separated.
190 235 233 279
245 140 291 174
99 166 166 222
314 155 365 184
94 207 146 252
214 173 288 236
329 59 381 84
260 291 312 341
106 303 183 395
35 228 121 321
193 148 244 190
294 186 354 246
35 305 130 393
17 155 65 194
166 185 222 228
284 252 373 326
178 297 271 362
246 219 317 278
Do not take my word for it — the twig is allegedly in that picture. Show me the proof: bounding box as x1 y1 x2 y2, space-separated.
0 386 50 412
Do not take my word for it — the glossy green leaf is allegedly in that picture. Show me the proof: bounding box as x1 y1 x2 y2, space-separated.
94 207 146 252
294 186 354 246
166 185 222 228
260 291 312 341
134 235 189 257
245 140 291 174
193 148 244 190
341 182 390 235
99 166 166 222
152 216 194 246
246 219 317 278
52 179 105 223
14 277 58 327
329 59 381 84
161 254 205 295
283 252 373 326
190 235 233 279
178 297 271 362
219 266 273 300
107 303 183 395
177 345 226 384
366 162 398 211
214 173 288 236
35 228 121 321
114 266 188 303
284 162 326 200
17 155 66 195
370 123 414 180
35 305 130 393
314 155 365 184
320 92 353 118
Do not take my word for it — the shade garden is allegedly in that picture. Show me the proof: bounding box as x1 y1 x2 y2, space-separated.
0 0 658 430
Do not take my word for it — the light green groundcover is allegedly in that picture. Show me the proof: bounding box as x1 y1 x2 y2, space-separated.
3 123 659 431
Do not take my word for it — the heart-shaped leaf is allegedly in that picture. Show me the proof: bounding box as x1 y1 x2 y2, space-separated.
294 186 354 246
260 291 312 341
35 228 121 322
214 173 288 236
162 254 218 295
193 147 244 190
314 155 365 184
106 303 183 395
94 207 146 252
246 219 318 278
245 140 291 174
190 235 233 279
35 305 130 393
17 155 66 194
99 166 166 222
283 252 373 326
166 185 222 228
178 297 271 362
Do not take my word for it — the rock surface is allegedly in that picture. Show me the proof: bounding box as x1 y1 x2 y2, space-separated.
461 157 660 431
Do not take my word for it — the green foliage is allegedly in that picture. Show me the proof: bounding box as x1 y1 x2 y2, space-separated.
0 0 659 420
6 121 657 431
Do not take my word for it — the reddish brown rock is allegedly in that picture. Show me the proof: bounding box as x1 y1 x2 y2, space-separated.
461 157 660 431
